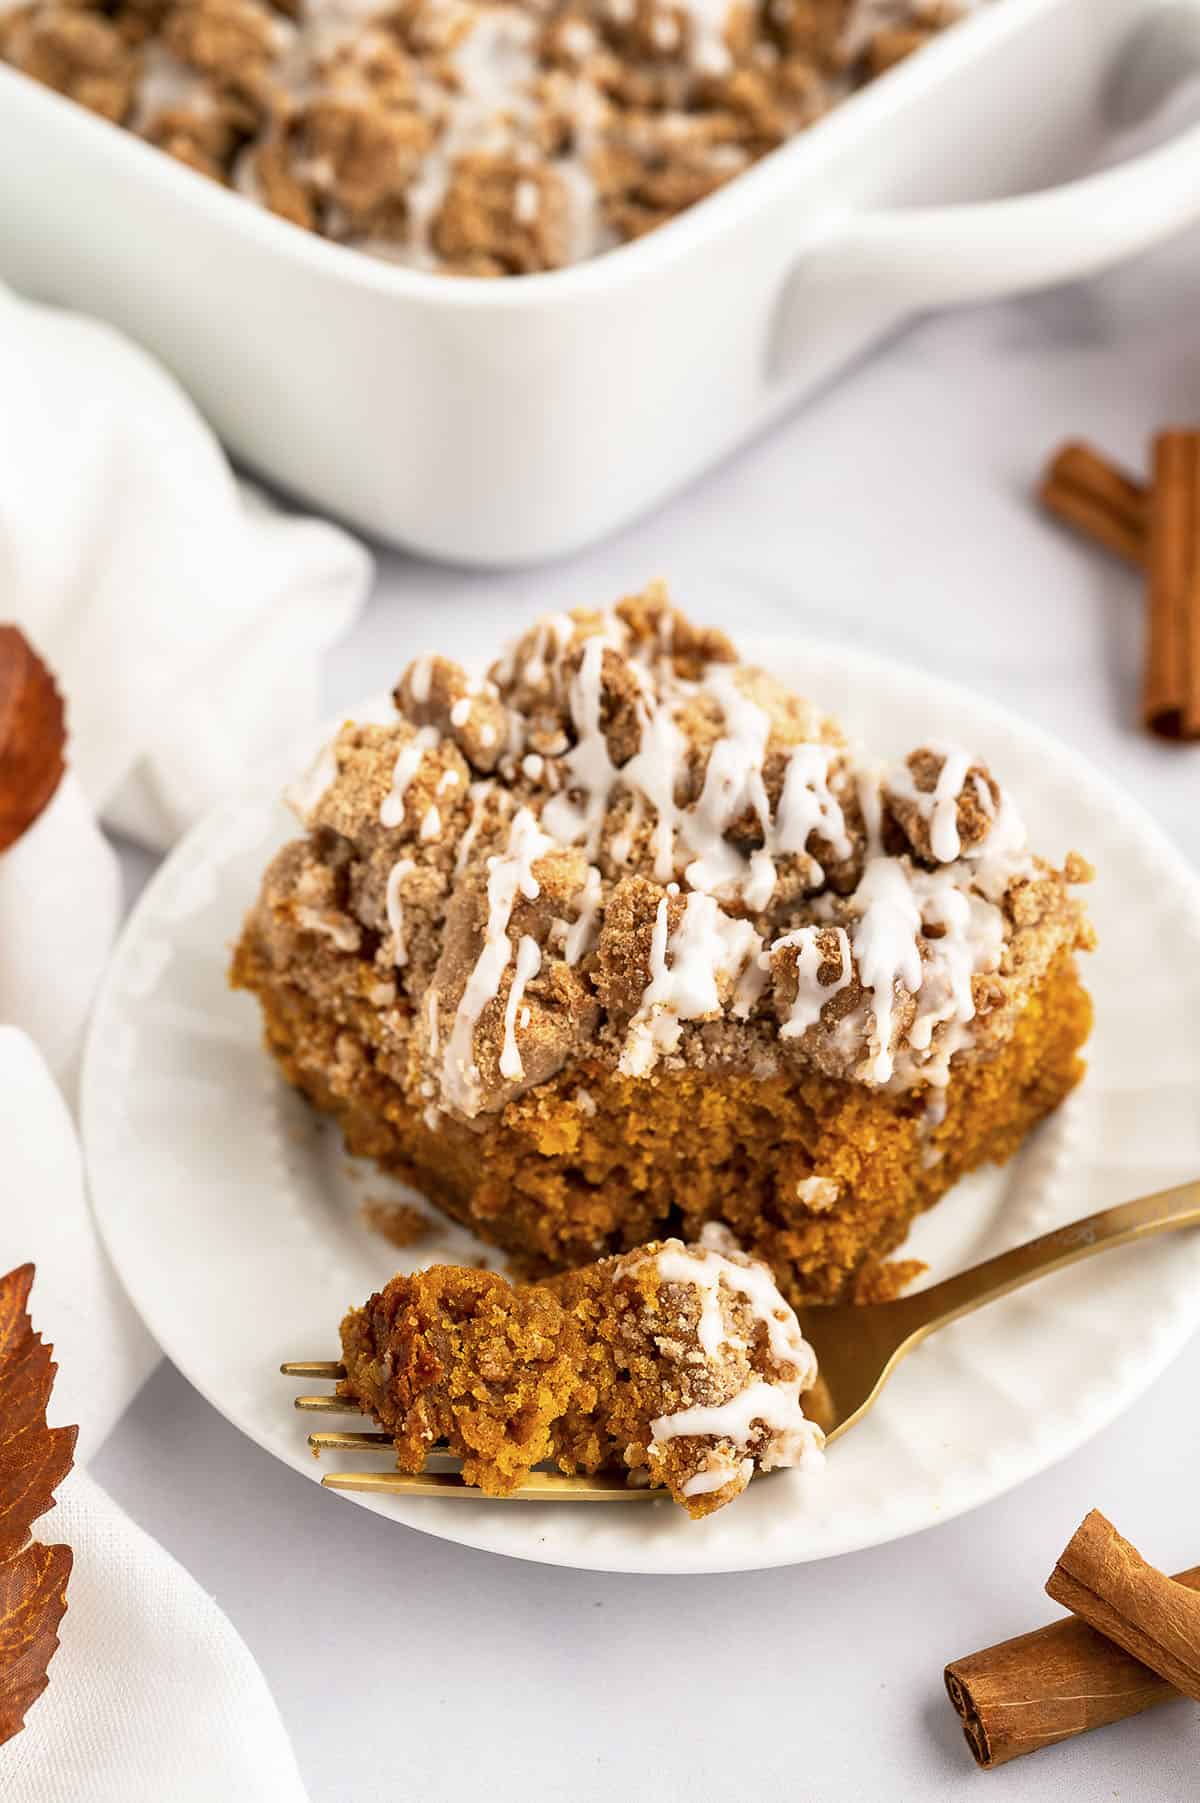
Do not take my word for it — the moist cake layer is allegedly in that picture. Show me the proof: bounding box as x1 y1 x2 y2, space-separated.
235 933 1090 1302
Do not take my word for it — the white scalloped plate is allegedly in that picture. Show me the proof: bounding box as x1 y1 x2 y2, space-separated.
81 637 1200 1574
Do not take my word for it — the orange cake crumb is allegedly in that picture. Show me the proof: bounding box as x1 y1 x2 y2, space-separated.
359 1197 432 1250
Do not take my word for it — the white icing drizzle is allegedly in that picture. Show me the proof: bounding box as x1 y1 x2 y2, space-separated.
519 612 578 689
425 985 440 1058
131 43 214 121
541 632 626 855
623 1232 824 1489
716 742 1032 1088
609 790 645 865
886 742 973 863
899 863 1006 1087
502 702 529 769
680 664 776 901
857 763 885 856
840 0 986 64
285 740 337 823
620 892 762 1077
420 806 442 842
499 934 542 1080
384 858 415 966
678 0 735 74
775 743 852 866
884 746 1032 898
381 726 439 830
563 864 602 965
772 924 852 1039
650 1382 822 1467
294 906 359 951
838 838 1022 1088
513 177 540 224
803 750 1034 1086
692 675 842 897
926 746 972 863
732 951 768 1018
682 1454 753 1499
542 640 847 913
961 789 1033 901
620 704 687 881
441 808 553 1115
454 780 495 877
409 655 434 704
910 884 980 1048
402 7 539 266
643 1239 814 1374
560 18 594 56
851 858 924 1083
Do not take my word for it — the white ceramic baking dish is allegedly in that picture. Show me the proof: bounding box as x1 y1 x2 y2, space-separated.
2 0 1200 564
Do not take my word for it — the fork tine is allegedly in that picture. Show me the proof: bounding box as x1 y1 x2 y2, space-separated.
308 1435 464 1472
321 1468 659 1501
284 1364 661 1499
307 1429 392 1450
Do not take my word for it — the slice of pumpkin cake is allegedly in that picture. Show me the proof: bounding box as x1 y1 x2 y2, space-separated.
233 585 1094 1305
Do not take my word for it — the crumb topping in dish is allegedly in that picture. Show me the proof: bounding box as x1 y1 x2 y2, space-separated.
2 0 986 274
266 584 1093 1126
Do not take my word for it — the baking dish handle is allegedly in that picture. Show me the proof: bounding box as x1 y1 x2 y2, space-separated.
772 111 1200 374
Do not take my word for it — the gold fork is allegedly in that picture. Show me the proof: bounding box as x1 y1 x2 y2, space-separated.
283 1179 1200 1500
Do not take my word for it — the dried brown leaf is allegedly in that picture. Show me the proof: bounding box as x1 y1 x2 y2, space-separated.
0 1265 76 1747
0 628 67 854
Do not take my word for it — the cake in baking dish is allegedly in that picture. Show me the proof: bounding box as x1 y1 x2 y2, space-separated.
232 584 1095 1305
338 1225 824 1515
1 0 985 275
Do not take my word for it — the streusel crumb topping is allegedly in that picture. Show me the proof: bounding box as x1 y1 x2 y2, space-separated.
256 583 1093 1127
2 0 986 273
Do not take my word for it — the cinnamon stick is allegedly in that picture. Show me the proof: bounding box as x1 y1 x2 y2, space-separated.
1047 1510 1200 1703
945 1563 1200 1770
1038 441 1148 566
1144 432 1200 738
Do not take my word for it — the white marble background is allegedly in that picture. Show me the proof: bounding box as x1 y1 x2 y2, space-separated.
98 222 1200 1801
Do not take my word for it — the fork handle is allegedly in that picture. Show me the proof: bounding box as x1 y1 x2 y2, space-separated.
902 1179 1200 1339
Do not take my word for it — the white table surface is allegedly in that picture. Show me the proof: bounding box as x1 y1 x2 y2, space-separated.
94 224 1200 1803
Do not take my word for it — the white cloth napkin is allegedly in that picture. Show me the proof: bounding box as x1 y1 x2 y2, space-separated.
0 771 122 1087
0 282 372 851
0 1027 309 1802
0 283 347 1795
